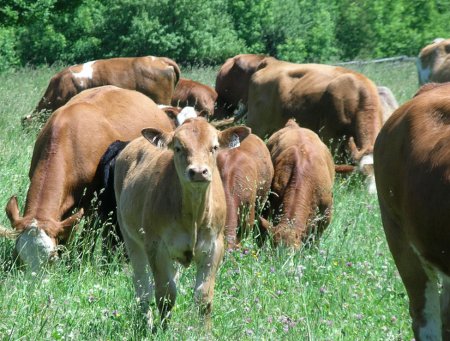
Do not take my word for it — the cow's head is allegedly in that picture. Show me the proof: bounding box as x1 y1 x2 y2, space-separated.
2 196 83 272
142 117 250 186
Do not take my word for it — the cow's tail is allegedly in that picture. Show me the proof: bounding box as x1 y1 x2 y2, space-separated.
162 57 181 85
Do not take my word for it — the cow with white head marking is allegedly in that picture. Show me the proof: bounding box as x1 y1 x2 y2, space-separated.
2 86 174 272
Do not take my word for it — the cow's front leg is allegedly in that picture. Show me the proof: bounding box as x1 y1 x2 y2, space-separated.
194 234 225 328
149 246 177 330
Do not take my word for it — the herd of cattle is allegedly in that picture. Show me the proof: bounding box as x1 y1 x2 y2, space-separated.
0 37 450 339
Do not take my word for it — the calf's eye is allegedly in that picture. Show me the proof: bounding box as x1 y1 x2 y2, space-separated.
174 146 181 153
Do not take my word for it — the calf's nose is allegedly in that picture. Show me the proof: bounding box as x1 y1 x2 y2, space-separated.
187 165 211 182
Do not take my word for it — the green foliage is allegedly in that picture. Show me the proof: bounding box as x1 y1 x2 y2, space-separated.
1 0 450 69
0 28 19 72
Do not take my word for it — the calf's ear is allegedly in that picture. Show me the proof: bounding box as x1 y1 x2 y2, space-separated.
218 126 251 149
142 128 173 148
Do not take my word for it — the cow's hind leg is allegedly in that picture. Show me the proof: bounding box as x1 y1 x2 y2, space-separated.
380 203 441 340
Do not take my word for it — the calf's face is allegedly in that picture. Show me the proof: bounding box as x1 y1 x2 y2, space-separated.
142 118 251 185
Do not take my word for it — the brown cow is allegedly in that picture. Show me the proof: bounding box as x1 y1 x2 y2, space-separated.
247 57 383 192
417 38 450 85
171 78 217 116
374 83 450 340
259 120 335 248
216 134 273 248
24 56 180 122
214 54 266 119
1 86 174 271
114 117 250 328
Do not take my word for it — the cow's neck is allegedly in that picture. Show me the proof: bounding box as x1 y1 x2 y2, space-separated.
180 182 212 226
23 157 71 222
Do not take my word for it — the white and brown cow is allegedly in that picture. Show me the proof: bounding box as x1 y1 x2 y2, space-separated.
216 133 273 248
247 57 383 192
171 78 217 116
24 56 180 122
259 120 335 248
417 38 450 85
214 54 266 119
114 117 250 328
374 83 450 340
1 86 174 271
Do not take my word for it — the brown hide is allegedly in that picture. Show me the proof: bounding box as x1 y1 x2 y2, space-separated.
216 134 274 248
417 38 450 85
34 56 180 114
114 118 250 328
214 54 266 119
261 120 335 249
171 78 217 116
6 86 173 244
374 83 450 340
247 58 383 163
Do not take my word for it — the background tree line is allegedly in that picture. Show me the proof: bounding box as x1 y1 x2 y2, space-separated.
1 0 449 72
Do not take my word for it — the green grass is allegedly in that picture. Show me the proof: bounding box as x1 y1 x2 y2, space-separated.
0 60 419 340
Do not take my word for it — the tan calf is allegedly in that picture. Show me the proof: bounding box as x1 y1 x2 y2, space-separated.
114 118 250 328
217 134 273 248
374 83 450 340
260 120 335 248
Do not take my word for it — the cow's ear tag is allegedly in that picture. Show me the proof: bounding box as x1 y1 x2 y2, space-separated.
228 133 240 149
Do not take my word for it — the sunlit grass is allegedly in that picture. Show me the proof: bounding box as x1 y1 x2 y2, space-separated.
0 61 418 340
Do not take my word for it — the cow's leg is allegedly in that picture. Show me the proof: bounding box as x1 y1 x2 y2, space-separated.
224 194 239 248
441 275 450 340
380 204 441 341
120 226 153 317
149 246 177 329
194 235 225 329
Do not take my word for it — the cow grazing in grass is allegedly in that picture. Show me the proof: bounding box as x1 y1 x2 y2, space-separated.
417 38 450 85
374 83 450 340
377 86 399 123
214 54 266 119
0 86 174 271
259 120 335 248
247 57 383 193
171 78 217 116
216 133 273 248
24 56 180 122
114 117 250 329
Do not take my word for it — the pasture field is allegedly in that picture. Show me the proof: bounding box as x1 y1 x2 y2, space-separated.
0 60 418 340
